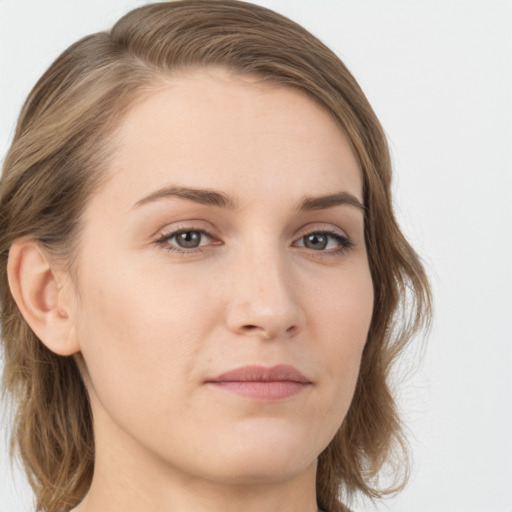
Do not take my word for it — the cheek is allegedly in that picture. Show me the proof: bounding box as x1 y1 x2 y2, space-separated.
313 259 373 343
73 259 219 417
310 263 373 413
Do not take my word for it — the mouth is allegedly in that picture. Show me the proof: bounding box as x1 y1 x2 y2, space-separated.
205 364 312 401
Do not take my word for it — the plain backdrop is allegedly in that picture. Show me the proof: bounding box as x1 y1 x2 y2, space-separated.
1 1 511 511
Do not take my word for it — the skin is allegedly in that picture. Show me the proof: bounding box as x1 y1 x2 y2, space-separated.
19 69 374 512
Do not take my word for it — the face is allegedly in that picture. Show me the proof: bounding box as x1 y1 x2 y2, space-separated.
71 69 373 486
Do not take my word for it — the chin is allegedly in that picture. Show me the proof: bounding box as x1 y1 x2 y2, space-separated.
195 424 323 485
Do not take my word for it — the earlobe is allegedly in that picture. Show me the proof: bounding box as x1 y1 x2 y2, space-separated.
7 239 80 356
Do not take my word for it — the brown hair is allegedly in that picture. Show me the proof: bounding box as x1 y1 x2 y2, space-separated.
0 2 431 511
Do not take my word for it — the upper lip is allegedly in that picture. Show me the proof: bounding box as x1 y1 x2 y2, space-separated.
207 364 310 383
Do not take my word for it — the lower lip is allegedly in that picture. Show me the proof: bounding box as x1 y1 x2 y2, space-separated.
208 381 310 401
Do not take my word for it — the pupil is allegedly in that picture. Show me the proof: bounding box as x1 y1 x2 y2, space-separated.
305 233 327 250
177 231 201 248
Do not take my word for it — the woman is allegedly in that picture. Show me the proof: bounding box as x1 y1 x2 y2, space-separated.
0 1 431 511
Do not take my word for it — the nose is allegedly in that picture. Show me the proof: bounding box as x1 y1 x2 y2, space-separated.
225 245 305 341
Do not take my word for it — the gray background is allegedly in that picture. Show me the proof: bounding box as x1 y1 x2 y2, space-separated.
1 1 511 511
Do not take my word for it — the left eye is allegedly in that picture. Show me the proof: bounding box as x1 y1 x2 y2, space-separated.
294 231 351 252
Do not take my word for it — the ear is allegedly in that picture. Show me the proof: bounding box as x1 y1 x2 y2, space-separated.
7 239 80 356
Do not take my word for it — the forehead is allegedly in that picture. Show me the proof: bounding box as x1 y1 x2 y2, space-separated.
98 69 362 211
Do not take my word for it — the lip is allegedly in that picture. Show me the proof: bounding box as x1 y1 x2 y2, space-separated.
206 364 312 401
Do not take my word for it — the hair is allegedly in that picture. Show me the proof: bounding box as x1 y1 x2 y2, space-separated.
0 1 432 511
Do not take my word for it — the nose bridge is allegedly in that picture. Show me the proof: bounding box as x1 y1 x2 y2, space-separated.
226 231 304 339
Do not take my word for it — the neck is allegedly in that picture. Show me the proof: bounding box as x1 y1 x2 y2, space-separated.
74 461 320 512
75 475 320 512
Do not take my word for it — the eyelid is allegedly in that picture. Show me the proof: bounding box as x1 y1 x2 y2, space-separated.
294 223 349 240
293 221 352 242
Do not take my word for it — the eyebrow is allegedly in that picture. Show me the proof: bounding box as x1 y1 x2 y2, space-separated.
133 185 365 213
134 186 238 209
297 191 365 212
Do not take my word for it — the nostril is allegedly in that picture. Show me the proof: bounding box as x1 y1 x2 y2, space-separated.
239 324 299 339
241 324 273 339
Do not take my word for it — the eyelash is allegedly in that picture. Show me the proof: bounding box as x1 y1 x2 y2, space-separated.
155 227 354 257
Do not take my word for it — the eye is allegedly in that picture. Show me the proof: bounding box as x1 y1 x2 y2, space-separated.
294 230 353 254
156 228 216 253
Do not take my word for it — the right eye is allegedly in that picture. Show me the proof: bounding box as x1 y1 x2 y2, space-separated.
156 228 216 253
